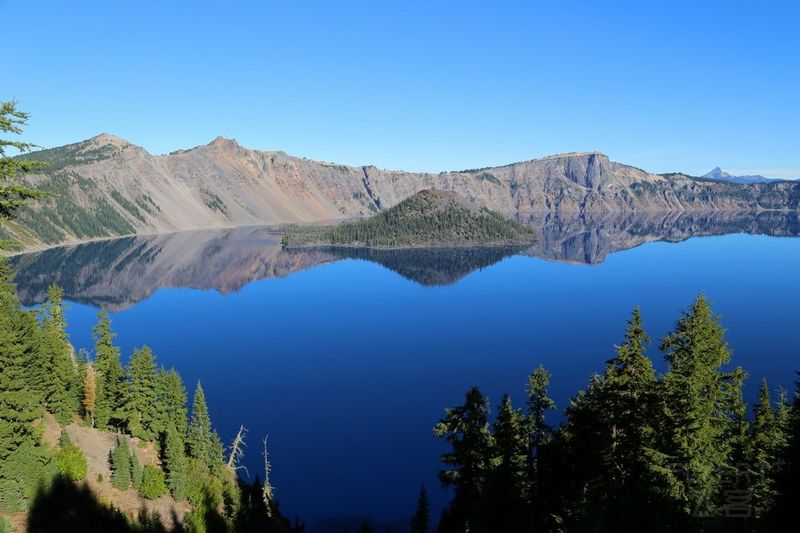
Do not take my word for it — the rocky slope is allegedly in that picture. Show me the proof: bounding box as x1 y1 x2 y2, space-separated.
6 134 800 250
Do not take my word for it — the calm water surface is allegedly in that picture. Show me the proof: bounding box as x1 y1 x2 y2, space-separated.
11 213 800 531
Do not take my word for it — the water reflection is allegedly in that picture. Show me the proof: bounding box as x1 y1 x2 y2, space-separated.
11 210 800 309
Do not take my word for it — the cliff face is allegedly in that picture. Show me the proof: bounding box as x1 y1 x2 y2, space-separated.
8 134 800 250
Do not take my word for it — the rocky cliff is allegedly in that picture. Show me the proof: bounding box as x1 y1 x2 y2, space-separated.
6 134 800 250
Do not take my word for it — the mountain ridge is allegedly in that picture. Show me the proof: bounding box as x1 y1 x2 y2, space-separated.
6 134 800 251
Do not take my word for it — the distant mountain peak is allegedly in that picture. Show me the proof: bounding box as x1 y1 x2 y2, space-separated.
703 167 776 184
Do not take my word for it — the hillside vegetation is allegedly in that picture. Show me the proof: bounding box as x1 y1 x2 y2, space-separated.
281 189 536 248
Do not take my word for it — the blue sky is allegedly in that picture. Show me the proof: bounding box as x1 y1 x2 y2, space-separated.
4 0 799 177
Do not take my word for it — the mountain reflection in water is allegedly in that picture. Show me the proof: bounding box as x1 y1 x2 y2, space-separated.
11 210 800 310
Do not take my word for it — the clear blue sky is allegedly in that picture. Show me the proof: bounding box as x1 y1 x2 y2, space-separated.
4 0 799 177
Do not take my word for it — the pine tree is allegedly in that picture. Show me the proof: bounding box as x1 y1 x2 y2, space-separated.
39 285 79 425
154 368 188 440
125 346 159 440
82 363 97 427
93 310 126 429
748 379 785 517
488 393 530 531
772 374 800 525
187 382 216 472
163 425 189 501
525 364 555 516
658 294 737 517
0 257 45 511
409 485 430 533
130 448 143 491
110 438 132 490
595 307 659 526
434 386 494 531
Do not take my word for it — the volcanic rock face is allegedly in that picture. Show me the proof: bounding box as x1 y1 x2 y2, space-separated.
9 134 800 250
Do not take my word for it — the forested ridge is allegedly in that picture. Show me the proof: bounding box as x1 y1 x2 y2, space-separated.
281 189 536 248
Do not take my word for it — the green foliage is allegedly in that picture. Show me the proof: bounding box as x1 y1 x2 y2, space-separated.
130 450 143 491
124 346 159 440
187 382 217 472
154 368 188 442
93 310 126 430
434 386 494 531
656 294 740 516
139 465 167 500
282 189 536 247
110 190 145 223
54 444 88 482
163 425 189 501
37 285 79 425
0 101 46 244
110 438 132 490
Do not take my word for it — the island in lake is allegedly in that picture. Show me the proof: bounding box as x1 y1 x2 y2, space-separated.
280 189 537 248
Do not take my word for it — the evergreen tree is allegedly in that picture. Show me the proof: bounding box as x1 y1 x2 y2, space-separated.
409 485 430 533
39 285 79 425
0 258 45 511
93 310 126 429
434 386 494 531
187 382 216 472
657 294 737 517
748 379 785 517
525 364 555 518
596 307 660 526
154 368 188 440
0 101 45 250
488 394 529 531
130 448 143 491
772 374 800 525
110 438 132 490
163 424 189 501
125 346 159 440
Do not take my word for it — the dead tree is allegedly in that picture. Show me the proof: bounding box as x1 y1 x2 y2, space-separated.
227 425 248 476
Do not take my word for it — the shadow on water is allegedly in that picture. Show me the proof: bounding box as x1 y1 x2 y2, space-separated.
10 210 800 309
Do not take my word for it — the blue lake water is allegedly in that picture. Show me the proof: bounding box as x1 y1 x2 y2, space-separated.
11 214 800 531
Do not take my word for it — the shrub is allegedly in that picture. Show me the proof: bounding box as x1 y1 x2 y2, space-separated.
54 444 88 481
140 465 167 500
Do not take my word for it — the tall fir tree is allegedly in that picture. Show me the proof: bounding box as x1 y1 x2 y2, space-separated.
409 485 430 533
434 386 494 532
657 294 737 517
0 258 45 511
748 379 785 517
163 424 189 501
92 310 126 429
772 374 800 525
125 346 159 440
187 382 216 472
38 285 78 426
525 364 555 518
488 393 530 531
154 368 188 440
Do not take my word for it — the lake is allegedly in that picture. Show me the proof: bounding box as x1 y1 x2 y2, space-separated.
10 210 800 531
